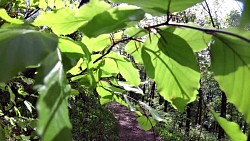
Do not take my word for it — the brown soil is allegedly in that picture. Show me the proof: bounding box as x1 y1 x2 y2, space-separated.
108 103 163 141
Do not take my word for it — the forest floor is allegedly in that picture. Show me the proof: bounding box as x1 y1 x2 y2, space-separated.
108 103 163 141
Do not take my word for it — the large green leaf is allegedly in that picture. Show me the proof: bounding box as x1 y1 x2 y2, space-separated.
137 116 156 131
100 58 119 77
110 0 204 15
173 27 211 52
0 28 58 82
33 8 84 35
212 111 247 141
82 34 110 53
142 32 200 111
58 36 89 70
210 32 250 123
33 0 110 35
35 50 72 141
80 6 145 37
0 8 24 24
108 53 141 86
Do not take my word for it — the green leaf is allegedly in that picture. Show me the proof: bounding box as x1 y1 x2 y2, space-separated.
96 86 113 97
39 0 48 10
59 37 91 70
34 0 110 35
139 101 164 121
33 8 84 35
142 32 200 111
59 36 85 57
118 81 143 95
35 50 72 141
80 6 145 37
210 33 250 123
211 111 247 141
0 8 24 24
82 34 110 53
77 0 110 20
124 94 136 111
110 0 204 16
137 116 156 131
108 53 141 86
173 27 211 52
125 41 144 63
124 27 148 37
0 28 58 82
100 58 119 77
240 0 250 27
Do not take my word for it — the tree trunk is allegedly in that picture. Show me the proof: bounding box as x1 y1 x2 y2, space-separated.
149 82 156 106
195 88 203 125
218 92 227 140
164 100 168 112
185 103 192 137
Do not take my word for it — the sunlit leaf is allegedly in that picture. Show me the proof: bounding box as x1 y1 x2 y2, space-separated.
212 111 247 141
124 27 148 37
108 53 141 86
34 0 110 35
118 81 144 95
173 27 211 52
100 58 119 77
80 6 145 37
0 9 24 24
125 41 144 63
210 32 250 123
35 50 72 141
137 116 156 131
139 101 164 121
110 0 204 15
82 34 110 53
33 8 84 35
0 28 58 82
142 31 200 111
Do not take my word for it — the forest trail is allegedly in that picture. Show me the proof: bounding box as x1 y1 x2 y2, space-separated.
108 103 163 141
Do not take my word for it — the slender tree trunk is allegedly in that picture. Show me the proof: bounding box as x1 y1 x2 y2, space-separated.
141 72 147 102
243 121 247 133
195 88 203 125
159 95 164 105
164 101 168 112
149 82 156 106
218 92 227 140
247 130 250 141
185 103 192 137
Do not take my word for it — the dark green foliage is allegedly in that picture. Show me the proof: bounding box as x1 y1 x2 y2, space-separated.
69 91 119 140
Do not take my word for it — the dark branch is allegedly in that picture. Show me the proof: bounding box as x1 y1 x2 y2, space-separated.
145 23 250 43
204 0 216 28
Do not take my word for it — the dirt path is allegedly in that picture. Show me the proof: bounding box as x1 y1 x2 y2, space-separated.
108 103 163 141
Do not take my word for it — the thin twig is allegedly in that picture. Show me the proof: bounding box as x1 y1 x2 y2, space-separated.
24 8 40 19
204 0 216 28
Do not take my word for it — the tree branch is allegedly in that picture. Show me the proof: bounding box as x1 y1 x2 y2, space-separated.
67 37 142 79
204 0 216 28
145 23 250 43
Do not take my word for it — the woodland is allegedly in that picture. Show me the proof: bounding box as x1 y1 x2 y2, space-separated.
0 0 250 140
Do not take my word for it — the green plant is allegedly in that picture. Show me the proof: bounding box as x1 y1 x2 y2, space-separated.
0 0 250 140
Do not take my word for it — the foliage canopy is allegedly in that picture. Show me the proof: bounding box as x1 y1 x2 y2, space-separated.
0 0 250 140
